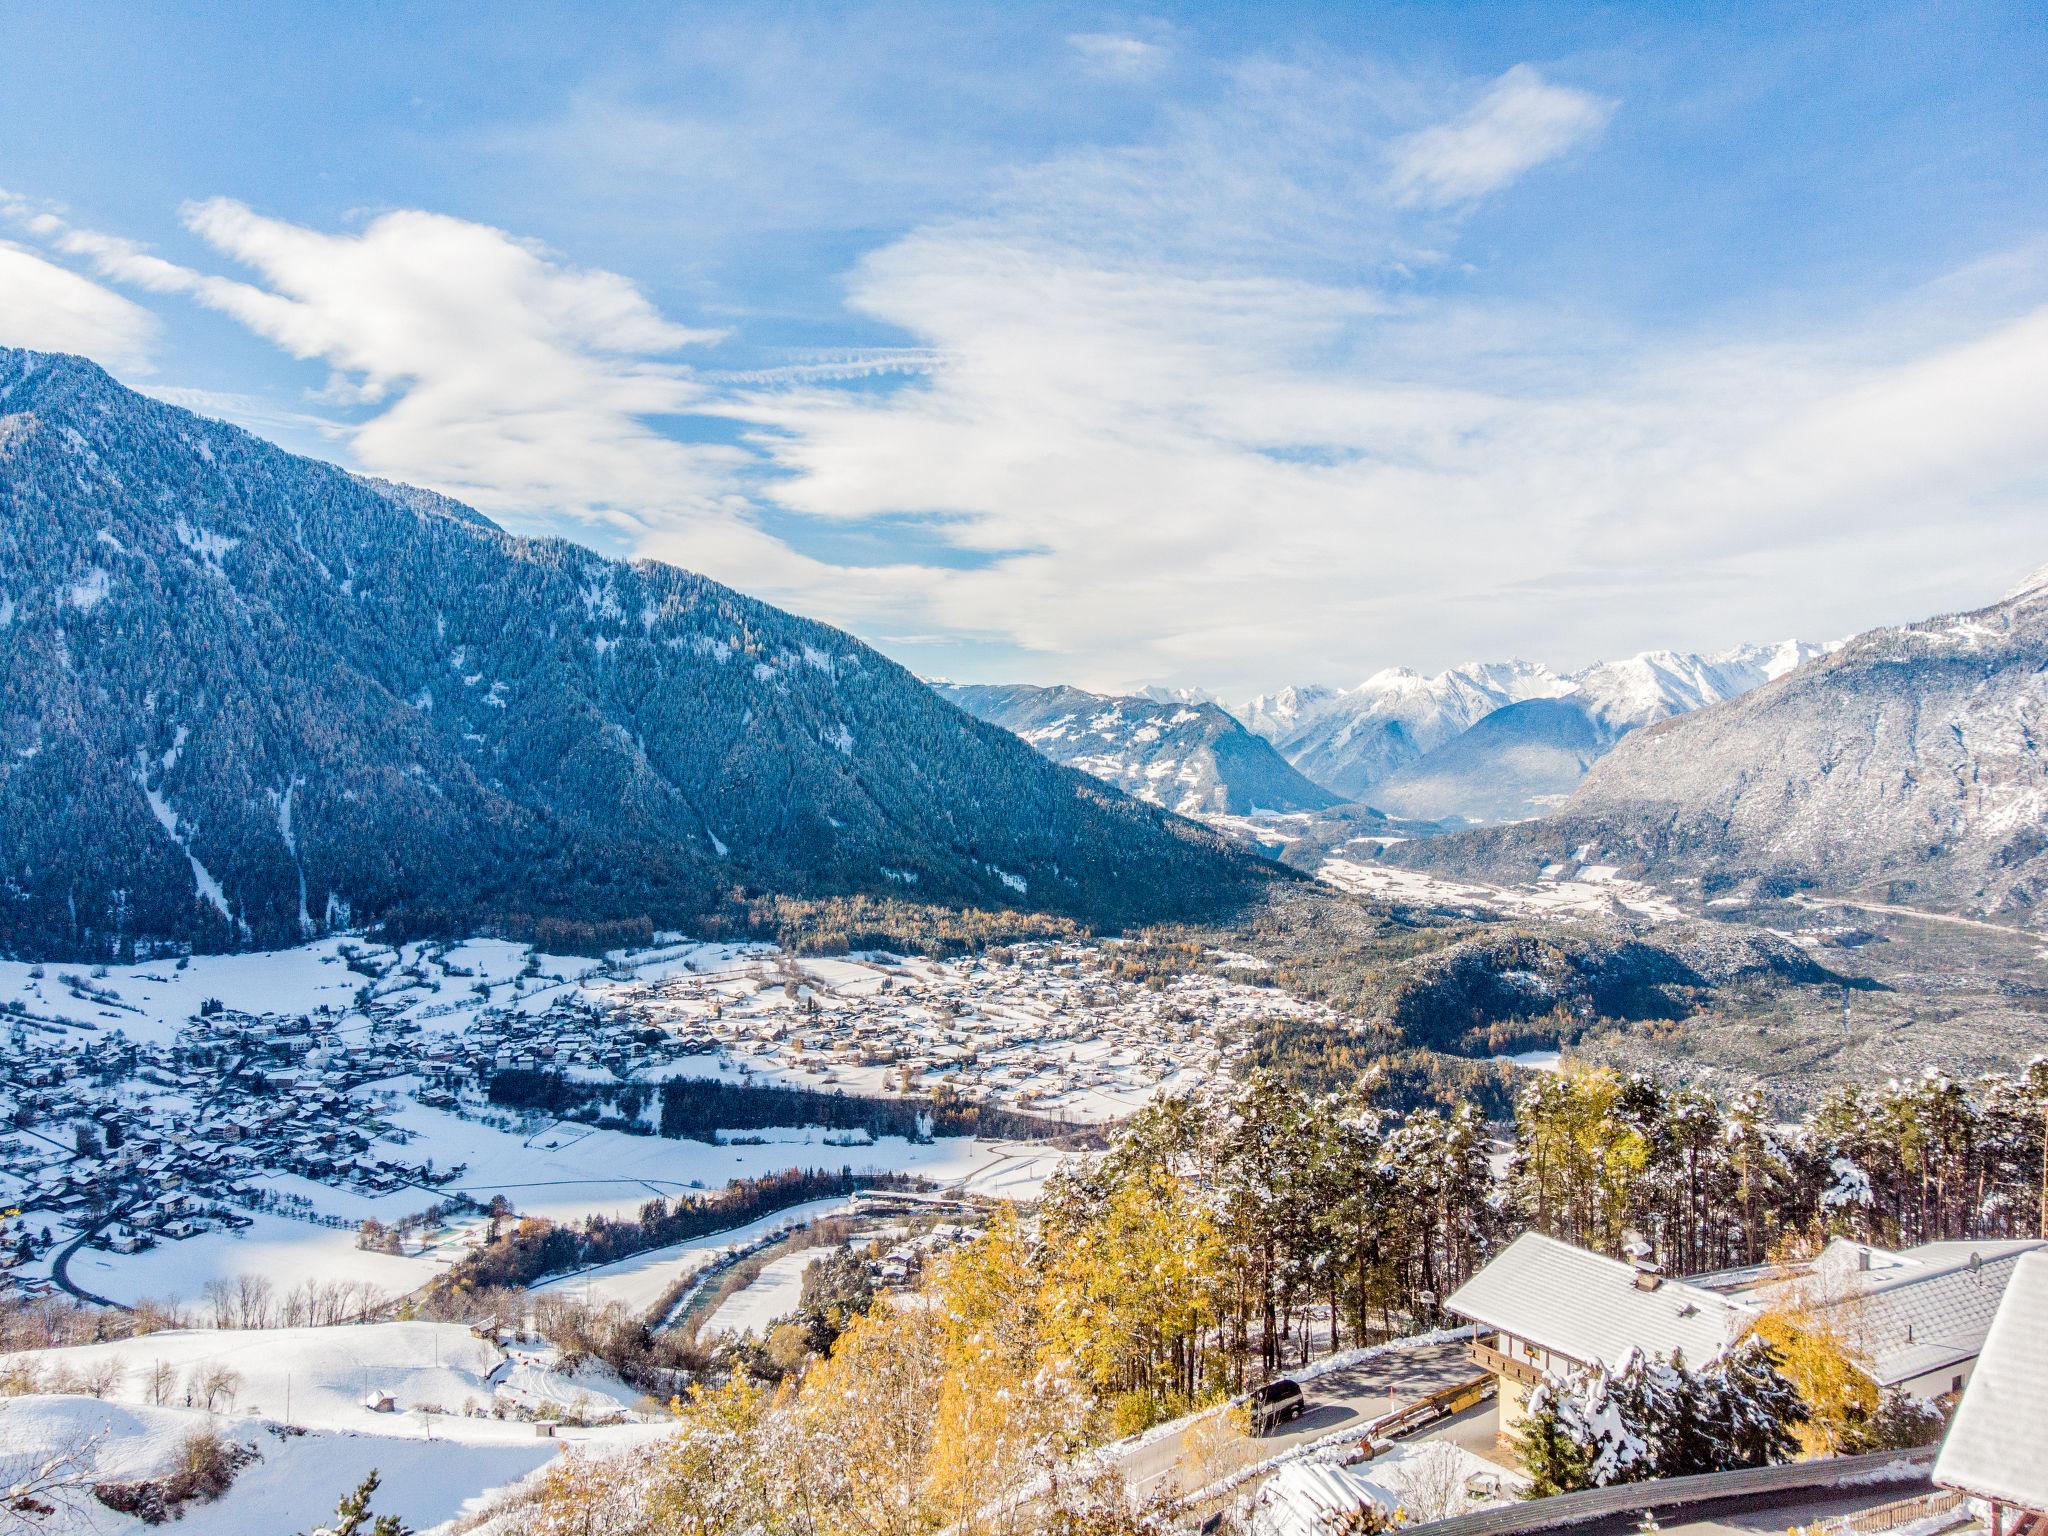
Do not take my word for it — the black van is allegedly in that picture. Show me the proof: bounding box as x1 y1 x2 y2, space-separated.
1250 1377 1307 1433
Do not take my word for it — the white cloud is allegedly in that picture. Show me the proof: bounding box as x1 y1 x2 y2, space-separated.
1067 32 1166 80
9 50 2041 696
0 238 159 373
1387 64 1612 208
28 198 756 539
727 220 2048 690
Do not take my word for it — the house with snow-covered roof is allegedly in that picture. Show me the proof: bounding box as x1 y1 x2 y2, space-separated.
1444 1231 1751 1435
1447 1230 2045 1437
1691 1235 2046 1401
1934 1250 2048 1535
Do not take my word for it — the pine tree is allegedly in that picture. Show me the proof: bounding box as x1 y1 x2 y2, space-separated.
1516 1381 1595 1496
307 1470 410 1536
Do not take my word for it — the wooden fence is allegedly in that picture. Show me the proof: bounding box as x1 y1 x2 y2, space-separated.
1796 1487 1967 1536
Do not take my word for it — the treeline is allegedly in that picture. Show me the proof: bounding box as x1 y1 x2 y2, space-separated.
440 1166 923 1293
1245 1014 1520 1118
713 891 1087 959
1026 1058 2048 1431
1040 1071 1494 1421
485 1070 1086 1145
1512 1061 2048 1273
380 890 1091 961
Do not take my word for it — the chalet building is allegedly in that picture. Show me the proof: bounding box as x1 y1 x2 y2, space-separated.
1688 1235 2047 1402
1934 1251 2048 1536
1445 1232 1749 1435
1447 1230 2045 1436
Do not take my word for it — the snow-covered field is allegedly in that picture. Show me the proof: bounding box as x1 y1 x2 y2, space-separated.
530 1196 855 1313
700 1249 822 1339
1319 857 1685 924
0 1394 555 1536
73 1209 443 1309
0 1321 676 1533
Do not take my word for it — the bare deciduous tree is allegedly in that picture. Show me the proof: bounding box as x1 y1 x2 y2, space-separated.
0 1405 103 1531
190 1364 241 1415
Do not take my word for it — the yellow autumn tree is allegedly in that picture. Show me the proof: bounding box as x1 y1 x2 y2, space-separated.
922 1213 1093 1535
791 1294 947 1536
1041 1167 1225 1434
1748 1241 1879 1457
524 1375 778 1536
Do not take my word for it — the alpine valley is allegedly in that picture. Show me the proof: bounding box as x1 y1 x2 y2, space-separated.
8 16 2048 1536
3 346 2045 1536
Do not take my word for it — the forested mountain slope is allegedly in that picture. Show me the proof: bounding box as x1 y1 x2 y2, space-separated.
0 349 1276 959
1390 571 2048 926
934 682 1338 816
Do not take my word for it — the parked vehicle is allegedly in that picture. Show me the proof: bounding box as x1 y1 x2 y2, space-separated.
1250 1377 1307 1433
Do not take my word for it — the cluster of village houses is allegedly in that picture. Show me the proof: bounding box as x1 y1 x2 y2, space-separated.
0 1003 470 1296
589 943 1310 1120
0 940 1304 1302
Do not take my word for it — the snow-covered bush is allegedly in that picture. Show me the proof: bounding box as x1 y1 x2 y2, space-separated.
1517 1337 1806 1494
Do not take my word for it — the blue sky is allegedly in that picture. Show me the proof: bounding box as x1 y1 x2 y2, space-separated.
2 1 2044 693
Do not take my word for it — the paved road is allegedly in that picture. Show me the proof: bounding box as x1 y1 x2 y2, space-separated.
1117 1336 1482 1500
49 1201 137 1309
1794 893 2033 941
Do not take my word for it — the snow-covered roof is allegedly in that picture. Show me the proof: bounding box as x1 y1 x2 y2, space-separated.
1935 1251 2048 1510
1250 1461 1399 1536
1699 1238 2047 1387
1842 1241 2044 1386
1445 1231 1746 1370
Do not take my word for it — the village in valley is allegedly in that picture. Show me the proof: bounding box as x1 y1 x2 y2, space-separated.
0 931 1332 1311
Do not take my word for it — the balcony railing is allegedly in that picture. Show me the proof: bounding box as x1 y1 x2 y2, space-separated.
1468 1335 1545 1388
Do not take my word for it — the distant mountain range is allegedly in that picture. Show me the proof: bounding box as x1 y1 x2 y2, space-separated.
1358 644 1826 822
1392 569 2048 927
933 683 1338 817
1238 661 1570 804
945 644 1828 830
1232 644 1823 821
0 349 1275 959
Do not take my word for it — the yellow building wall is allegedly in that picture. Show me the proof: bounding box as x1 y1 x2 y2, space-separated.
1496 1373 1532 1438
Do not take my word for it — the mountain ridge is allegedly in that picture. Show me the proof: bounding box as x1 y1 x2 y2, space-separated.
1386 572 2048 926
0 348 1279 959
932 682 1339 817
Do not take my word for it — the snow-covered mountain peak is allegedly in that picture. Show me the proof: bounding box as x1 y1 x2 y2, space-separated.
1233 659 1568 800
2001 560 2048 606
1566 642 1822 733
935 682 1337 817
1233 640 1821 816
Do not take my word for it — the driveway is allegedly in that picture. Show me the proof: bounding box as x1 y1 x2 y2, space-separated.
1117 1336 1482 1499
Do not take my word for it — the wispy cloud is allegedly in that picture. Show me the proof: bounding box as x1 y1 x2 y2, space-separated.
1067 31 1166 80
1387 64 1613 208
724 131 2048 688
0 220 159 373
13 196 759 544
